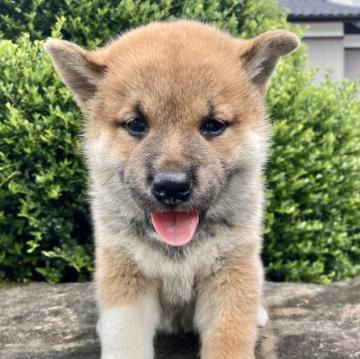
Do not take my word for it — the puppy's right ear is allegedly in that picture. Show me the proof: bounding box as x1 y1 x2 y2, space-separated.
44 39 106 110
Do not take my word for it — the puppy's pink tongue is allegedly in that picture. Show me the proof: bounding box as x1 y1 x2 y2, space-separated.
151 211 199 246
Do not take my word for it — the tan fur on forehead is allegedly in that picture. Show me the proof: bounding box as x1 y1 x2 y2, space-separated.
107 20 238 57
90 22 252 124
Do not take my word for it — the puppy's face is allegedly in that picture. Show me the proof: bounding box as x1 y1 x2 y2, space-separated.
46 21 298 248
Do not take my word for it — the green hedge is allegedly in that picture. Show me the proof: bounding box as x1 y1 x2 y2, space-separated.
0 35 91 282
0 0 247 46
266 61 360 283
0 0 359 283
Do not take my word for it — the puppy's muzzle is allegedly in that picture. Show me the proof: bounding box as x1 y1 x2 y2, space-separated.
151 171 192 205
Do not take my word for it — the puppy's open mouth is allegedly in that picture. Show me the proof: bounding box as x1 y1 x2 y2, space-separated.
150 211 199 247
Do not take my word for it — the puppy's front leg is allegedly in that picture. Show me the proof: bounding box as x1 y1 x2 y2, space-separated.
195 246 261 359
96 247 160 359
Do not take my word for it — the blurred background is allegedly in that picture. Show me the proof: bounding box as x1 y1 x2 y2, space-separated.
0 0 359 285
281 0 360 82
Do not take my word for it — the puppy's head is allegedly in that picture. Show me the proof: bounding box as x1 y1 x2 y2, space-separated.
45 21 299 248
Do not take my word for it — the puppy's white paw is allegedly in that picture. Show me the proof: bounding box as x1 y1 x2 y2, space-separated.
257 305 269 327
98 292 159 359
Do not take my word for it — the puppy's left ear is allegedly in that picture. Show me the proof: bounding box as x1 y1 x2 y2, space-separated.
239 30 300 90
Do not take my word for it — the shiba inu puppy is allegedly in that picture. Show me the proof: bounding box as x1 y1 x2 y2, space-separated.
45 20 299 359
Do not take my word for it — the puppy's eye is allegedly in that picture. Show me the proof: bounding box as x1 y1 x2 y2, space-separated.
201 118 227 138
123 117 148 138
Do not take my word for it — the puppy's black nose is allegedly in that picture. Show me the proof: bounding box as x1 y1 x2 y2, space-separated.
151 171 192 205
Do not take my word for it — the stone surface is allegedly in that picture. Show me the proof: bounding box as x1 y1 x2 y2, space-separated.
0 278 359 359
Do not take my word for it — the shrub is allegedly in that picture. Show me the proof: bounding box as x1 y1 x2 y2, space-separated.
0 35 91 282
0 0 248 46
0 0 359 283
265 58 360 283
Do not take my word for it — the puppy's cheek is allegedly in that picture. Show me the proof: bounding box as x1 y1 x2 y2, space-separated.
123 165 152 206
86 132 119 170
233 129 270 171
194 163 225 204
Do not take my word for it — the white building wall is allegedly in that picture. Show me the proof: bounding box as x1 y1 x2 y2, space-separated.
295 22 360 82
329 0 360 6
345 49 360 80
303 37 345 81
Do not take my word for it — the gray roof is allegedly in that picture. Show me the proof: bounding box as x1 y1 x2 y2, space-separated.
279 0 360 20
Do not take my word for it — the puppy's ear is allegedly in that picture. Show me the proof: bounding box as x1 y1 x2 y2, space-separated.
44 39 106 109
239 30 300 90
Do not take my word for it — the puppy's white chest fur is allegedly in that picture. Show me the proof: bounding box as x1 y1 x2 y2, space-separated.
159 272 196 333
138 248 199 305
161 272 194 304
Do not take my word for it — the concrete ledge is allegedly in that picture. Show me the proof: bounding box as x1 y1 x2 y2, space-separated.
1 278 359 358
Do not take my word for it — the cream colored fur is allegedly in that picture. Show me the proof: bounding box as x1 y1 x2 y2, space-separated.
97 292 160 359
